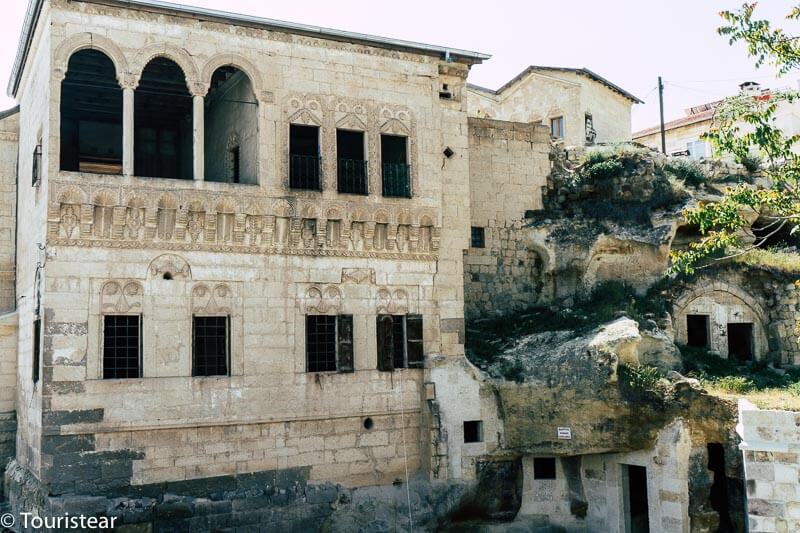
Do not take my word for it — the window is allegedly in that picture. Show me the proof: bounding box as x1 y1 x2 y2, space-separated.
463 420 483 443
337 130 368 195
376 314 423 371
32 318 41 383
533 457 557 480
585 113 596 144
228 145 240 184
381 135 411 198
686 315 709 348
32 144 42 187
550 116 564 139
289 124 321 190
103 315 141 379
687 140 710 160
306 315 353 373
471 227 485 248
193 316 229 376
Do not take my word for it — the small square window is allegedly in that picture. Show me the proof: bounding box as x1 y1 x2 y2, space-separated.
463 420 483 443
193 316 230 376
471 227 485 248
533 457 557 480
550 116 564 139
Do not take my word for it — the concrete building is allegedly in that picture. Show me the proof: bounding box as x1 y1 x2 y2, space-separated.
633 81 800 158
467 66 642 147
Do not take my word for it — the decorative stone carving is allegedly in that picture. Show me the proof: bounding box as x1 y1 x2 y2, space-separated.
192 283 233 315
60 204 79 239
376 287 409 314
303 285 342 314
101 280 143 314
341 268 375 285
148 254 192 280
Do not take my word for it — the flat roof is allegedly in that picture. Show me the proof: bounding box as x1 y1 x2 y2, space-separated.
8 0 491 97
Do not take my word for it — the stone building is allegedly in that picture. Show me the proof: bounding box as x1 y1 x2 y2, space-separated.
467 65 642 147
0 1 785 532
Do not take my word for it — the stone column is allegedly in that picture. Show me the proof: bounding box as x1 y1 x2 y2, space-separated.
122 87 135 176
191 87 206 182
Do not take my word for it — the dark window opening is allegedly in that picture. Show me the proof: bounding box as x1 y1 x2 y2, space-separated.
134 57 193 180
624 465 650 533
687 315 709 348
381 135 411 198
204 66 258 184
550 116 565 139
728 323 754 362
471 226 485 248
533 457 556 480
439 83 453 99
463 420 483 443
60 49 123 174
306 315 353 373
707 443 734 532
192 316 229 377
585 113 596 143
377 314 424 371
32 144 42 186
290 124 320 190
337 130 367 195
32 318 41 383
103 315 141 379
673 224 703 251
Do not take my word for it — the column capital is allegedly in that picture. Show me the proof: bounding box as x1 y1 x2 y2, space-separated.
118 72 140 91
188 80 209 98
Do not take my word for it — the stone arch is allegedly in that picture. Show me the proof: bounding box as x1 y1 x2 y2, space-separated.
148 253 192 280
57 186 87 205
53 33 129 81
130 44 201 91
200 54 263 97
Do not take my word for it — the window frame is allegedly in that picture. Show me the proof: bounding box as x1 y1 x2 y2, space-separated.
101 314 143 380
380 134 412 198
32 143 42 187
305 314 354 374
377 314 424 371
192 315 231 377
289 123 322 191
550 116 565 139
471 226 486 248
32 317 41 383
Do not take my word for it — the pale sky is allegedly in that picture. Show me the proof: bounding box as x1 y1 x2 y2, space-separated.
0 0 797 131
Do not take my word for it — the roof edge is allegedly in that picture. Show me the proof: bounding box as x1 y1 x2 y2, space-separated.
0 106 20 120
8 0 490 98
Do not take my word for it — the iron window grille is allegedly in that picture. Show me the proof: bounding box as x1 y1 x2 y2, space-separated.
337 158 368 195
192 316 230 377
380 134 411 198
289 124 321 190
471 227 486 248
32 318 41 383
103 315 142 379
306 315 353 373
32 144 42 187
376 314 424 371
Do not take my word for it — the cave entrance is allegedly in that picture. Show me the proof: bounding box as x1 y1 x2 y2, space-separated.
727 323 753 362
687 314 710 348
622 464 649 533
707 443 733 532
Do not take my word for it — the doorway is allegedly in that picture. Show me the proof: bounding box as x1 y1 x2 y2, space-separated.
727 323 753 362
623 464 649 533
686 314 709 348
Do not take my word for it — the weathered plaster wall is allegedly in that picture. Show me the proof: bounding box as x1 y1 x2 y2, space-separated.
0 111 19 314
737 400 800 533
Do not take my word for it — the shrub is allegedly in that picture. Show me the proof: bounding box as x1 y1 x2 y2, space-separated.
619 364 663 392
665 159 708 187
739 153 762 173
712 375 755 394
584 159 624 180
788 382 800 396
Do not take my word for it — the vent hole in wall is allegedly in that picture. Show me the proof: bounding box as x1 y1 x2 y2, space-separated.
163 272 173 280
363 417 374 430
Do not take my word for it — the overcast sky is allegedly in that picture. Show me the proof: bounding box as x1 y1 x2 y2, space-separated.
0 0 797 131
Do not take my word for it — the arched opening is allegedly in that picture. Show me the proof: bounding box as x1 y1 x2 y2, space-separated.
750 216 799 249
60 49 123 174
134 57 193 180
204 66 258 184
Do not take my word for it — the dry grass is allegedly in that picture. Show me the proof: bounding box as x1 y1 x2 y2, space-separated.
734 248 800 274
704 386 800 411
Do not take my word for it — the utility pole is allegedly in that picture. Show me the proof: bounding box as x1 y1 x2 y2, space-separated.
658 76 666 154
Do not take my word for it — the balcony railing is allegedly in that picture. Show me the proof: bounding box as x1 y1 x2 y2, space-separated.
290 154 321 190
381 163 411 198
337 158 369 195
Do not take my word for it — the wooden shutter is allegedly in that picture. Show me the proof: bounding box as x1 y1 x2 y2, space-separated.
406 314 424 368
337 315 354 373
376 315 394 372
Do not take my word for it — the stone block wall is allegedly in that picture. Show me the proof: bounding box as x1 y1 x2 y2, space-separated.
0 109 18 314
738 400 800 533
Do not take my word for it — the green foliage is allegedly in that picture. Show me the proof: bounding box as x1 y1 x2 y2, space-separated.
740 153 762 173
712 375 755 393
670 3 800 275
585 159 624 180
619 364 664 393
787 381 800 396
664 159 708 187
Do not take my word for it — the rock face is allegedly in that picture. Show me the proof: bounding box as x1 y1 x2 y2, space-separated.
470 318 736 456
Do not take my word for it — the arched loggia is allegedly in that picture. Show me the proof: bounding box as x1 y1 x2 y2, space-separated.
60 49 123 174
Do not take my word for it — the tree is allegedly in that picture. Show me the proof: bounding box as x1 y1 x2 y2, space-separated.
670 3 800 275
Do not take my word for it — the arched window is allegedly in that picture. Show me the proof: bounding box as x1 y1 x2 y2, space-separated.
60 49 122 174
204 66 258 184
134 57 193 180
